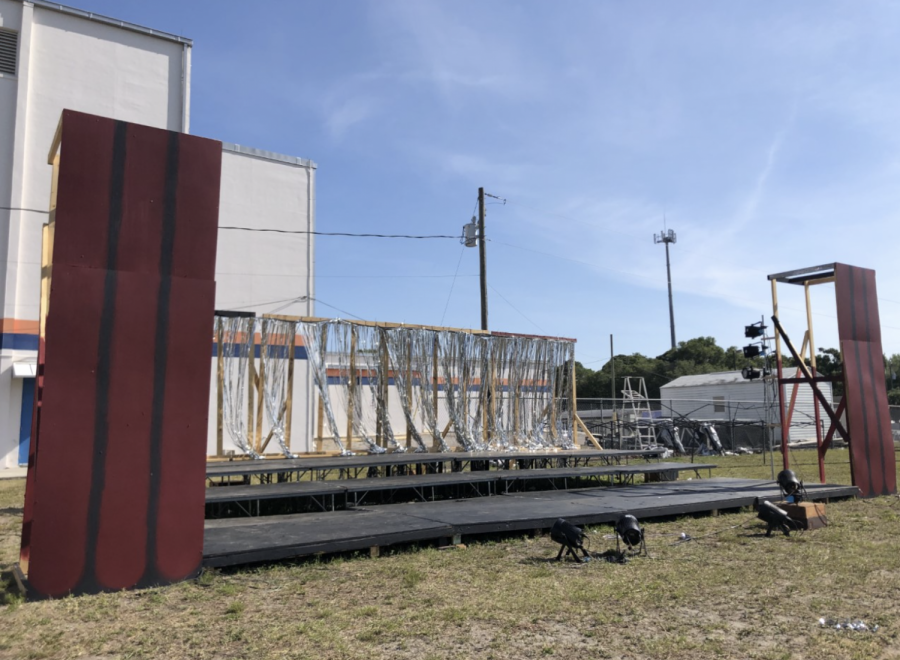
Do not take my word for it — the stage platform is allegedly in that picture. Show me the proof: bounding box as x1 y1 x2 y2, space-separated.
205 449 664 483
202 478 858 568
204 462 714 516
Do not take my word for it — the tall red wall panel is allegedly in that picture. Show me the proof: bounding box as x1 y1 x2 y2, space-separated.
20 110 221 596
834 264 896 498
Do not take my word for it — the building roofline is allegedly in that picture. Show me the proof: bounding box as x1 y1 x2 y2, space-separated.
30 0 193 46
222 142 317 169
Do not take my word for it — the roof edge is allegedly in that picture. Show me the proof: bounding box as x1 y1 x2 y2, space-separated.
222 142 317 169
30 0 192 45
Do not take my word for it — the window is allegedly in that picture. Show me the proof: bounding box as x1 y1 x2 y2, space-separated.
0 28 18 76
713 396 725 413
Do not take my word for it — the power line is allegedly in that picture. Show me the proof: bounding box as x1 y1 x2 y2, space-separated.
0 207 49 214
440 245 467 327
219 226 459 239
488 283 544 333
312 297 365 320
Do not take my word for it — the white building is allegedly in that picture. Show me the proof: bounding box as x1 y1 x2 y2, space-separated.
0 0 315 468
660 370 833 443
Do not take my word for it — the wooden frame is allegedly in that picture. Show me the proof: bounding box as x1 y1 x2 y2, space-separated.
212 314 602 457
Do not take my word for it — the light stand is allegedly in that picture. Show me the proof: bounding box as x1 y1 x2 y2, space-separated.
550 518 590 562
615 514 648 557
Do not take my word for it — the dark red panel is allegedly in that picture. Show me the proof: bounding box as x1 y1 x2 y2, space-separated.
155 279 216 580
94 270 160 589
23 111 221 598
834 264 895 498
841 340 896 498
171 133 222 281
835 263 881 344
26 265 106 596
51 111 115 271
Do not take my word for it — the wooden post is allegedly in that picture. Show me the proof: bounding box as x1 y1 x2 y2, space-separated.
347 326 357 451
216 321 225 456
570 352 578 446
805 282 826 483
432 334 441 450
771 279 790 471
375 336 383 447
284 326 296 452
315 324 327 453
247 317 256 452
255 322 267 453
381 332 390 449
512 379 520 448
549 376 558 441
406 338 413 449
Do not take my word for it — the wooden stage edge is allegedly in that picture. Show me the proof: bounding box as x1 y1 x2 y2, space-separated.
202 478 858 568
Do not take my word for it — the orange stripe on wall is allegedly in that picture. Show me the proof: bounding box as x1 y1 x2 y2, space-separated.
1 318 40 334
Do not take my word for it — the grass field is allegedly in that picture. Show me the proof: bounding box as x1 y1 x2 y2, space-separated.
1 452 899 660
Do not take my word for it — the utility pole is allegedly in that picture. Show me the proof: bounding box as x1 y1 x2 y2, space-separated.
478 187 488 331
654 228 677 350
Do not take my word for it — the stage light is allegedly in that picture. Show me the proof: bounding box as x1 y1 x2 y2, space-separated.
741 366 762 380
745 323 766 339
777 469 805 502
615 514 647 556
550 518 589 562
742 345 762 358
756 499 796 537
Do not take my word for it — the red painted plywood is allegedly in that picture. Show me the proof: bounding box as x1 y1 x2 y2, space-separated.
22 110 221 597
841 339 896 498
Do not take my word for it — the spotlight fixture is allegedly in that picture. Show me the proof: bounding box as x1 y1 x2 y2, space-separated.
614 514 648 556
756 499 797 537
741 365 762 381
550 518 590 562
742 344 762 358
776 469 806 503
745 322 767 339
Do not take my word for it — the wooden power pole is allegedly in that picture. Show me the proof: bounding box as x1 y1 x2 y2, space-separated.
478 187 488 331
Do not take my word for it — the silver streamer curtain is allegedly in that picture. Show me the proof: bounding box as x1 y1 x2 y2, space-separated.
218 316 576 456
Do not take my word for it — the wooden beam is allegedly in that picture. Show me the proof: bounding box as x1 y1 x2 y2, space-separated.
347 326 357 452
255 323 267 453
284 327 296 452
432 335 440 450
246 317 256 453
260 314 491 335
406 338 413 450
570 354 578 446
575 415 602 449
315 324 327 453
259 402 287 454
216 321 224 457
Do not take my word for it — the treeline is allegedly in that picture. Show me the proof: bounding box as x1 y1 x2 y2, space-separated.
574 336 875 401
575 336 766 400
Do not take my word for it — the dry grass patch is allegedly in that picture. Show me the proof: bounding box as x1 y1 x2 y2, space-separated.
0 454 898 659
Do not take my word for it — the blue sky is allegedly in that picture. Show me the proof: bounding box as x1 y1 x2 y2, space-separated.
78 1 900 366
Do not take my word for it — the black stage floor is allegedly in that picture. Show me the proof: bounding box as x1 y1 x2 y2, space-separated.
206 449 663 481
202 478 858 567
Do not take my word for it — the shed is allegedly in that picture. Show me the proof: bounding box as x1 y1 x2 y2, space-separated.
660 370 833 443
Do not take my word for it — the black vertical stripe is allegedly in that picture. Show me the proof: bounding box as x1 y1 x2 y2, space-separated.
78 120 128 593
140 131 180 586
848 269 874 496
861 274 890 495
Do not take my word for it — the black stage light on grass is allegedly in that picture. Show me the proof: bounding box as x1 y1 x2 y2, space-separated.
550 518 590 562
742 344 762 358
615 514 648 556
755 499 796 537
777 469 806 502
